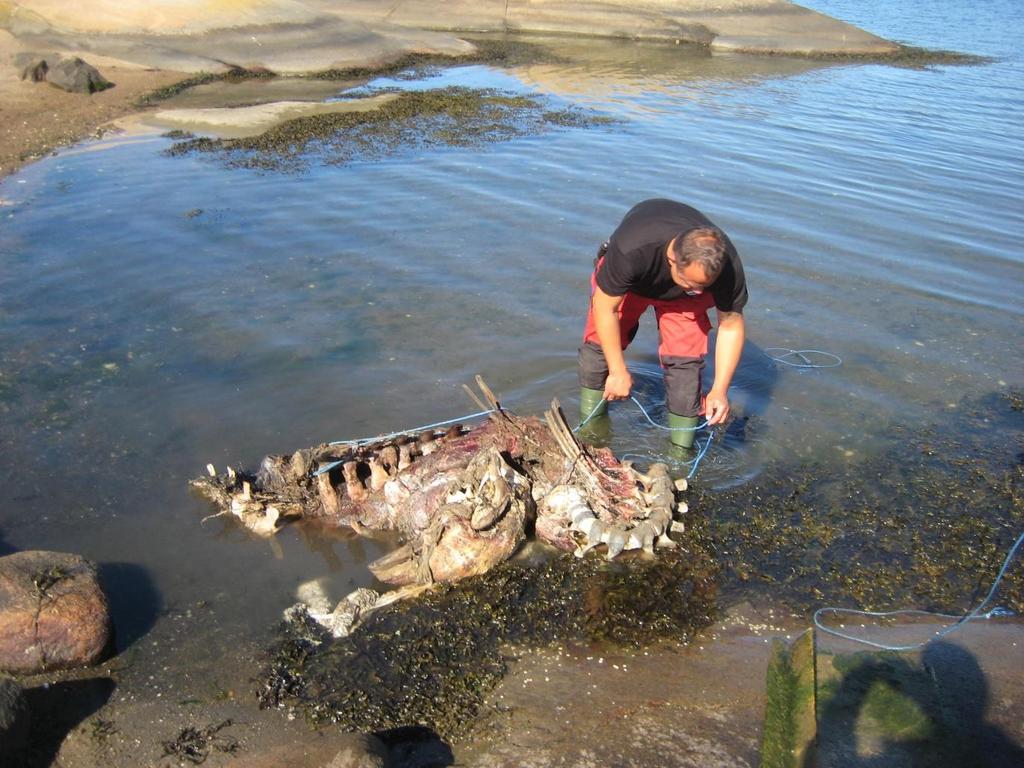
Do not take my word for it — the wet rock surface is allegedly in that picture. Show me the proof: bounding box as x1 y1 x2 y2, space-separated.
0 551 112 674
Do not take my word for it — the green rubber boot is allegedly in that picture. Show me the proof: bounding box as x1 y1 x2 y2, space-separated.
668 412 700 450
579 387 608 423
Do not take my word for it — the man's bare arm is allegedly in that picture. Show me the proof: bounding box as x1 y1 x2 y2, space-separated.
591 286 632 400
705 310 745 425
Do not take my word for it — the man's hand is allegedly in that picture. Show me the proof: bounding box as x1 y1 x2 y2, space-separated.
604 370 633 401
705 388 730 425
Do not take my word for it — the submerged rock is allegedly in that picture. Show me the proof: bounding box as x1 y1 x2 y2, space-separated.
0 550 112 673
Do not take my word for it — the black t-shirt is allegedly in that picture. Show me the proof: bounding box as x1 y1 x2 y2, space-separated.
596 199 748 312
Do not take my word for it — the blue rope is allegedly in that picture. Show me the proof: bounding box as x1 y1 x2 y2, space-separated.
814 530 1024 651
314 408 496 476
575 395 713 479
764 348 842 369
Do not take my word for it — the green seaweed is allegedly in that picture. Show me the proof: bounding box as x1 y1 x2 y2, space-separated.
136 68 275 106
704 389 1024 615
165 86 611 171
259 546 718 739
761 632 816 768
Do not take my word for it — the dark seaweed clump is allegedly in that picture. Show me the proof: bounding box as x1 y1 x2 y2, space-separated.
701 389 1024 614
160 719 239 764
164 86 613 171
259 545 717 739
136 67 274 107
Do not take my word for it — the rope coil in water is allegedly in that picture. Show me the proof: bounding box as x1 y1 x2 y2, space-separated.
814 530 1024 651
576 395 712 480
763 348 843 369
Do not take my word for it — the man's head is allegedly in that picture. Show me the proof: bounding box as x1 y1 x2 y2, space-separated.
667 227 727 294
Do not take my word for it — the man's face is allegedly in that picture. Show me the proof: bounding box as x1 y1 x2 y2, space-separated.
669 258 712 295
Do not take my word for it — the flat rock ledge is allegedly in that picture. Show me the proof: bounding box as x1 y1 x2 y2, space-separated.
1 0 901 77
0 551 112 674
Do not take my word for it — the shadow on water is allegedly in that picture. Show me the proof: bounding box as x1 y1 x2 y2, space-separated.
22 677 116 768
619 336 781 484
813 641 1024 768
97 562 162 653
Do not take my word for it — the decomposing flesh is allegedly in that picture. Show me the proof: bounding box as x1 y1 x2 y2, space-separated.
192 378 691 631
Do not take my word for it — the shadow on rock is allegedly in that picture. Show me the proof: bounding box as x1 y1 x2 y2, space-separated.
22 677 116 768
813 640 1024 767
375 725 454 768
97 562 161 653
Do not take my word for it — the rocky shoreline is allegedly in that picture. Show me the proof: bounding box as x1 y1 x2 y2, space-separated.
1 0 977 182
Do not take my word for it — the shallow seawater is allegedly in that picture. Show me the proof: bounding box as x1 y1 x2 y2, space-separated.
0 0 1022 670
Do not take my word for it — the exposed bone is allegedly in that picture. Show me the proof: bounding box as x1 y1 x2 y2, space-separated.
227 466 237 483
206 463 217 477
193 376 695 587
462 382 491 413
603 525 629 559
670 520 686 533
474 374 501 411
231 500 280 537
368 456 389 491
643 463 675 512
317 472 343 517
342 461 368 501
380 445 399 475
419 430 437 455
398 443 413 470
674 477 688 492
581 518 602 548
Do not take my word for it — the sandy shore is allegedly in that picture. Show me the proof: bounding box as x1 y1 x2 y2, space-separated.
0 32 190 179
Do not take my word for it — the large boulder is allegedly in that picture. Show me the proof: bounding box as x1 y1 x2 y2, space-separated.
0 551 112 674
44 55 112 93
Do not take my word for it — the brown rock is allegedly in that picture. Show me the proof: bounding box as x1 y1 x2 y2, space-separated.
0 551 111 674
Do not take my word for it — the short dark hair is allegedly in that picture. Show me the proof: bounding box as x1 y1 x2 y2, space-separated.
671 227 727 280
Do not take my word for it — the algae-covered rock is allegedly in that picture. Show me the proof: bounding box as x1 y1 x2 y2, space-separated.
165 85 612 171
